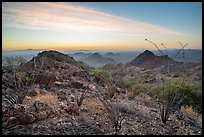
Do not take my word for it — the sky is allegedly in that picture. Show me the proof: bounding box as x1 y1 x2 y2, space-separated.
2 2 202 51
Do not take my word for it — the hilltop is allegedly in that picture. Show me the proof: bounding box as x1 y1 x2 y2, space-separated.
129 50 178 70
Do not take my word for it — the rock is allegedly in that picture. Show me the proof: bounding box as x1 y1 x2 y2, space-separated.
127 92 135 100
71 81 85 89
59 101 67 109
33 101 55 117
2 116 16 129
36 111 48 121
65 103 80 115
88 84 96 92
57 90 67 100
54 81 65 88
27 87 41 97
17 112 36 124
107 85 118 98
47 73 58 88
40 89 49 95
25 95 32 100
35 74 49 86
35 72 57 88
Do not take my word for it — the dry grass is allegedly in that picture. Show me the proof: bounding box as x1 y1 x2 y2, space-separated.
23 90 59 112
181 106 202 125
34 93 59 109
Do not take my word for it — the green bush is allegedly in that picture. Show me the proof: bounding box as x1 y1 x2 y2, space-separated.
90 69 113 83
130 83 147 95
151 80 202 113
121 76 137 88
121 76 147 95
16 71 29 84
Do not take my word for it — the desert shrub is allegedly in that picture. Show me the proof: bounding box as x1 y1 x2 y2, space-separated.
90 69 113 83
172 71 181 78
16 71 29 84
151 80 202 113
121 76 137 88
182 82 202 113
130 83 147 95
2 56 44 105
3 56 26 67
121 76 147 95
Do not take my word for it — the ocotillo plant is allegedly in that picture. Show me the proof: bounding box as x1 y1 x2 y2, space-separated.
95 83 125 135
2 56 45 106
145 39 188 124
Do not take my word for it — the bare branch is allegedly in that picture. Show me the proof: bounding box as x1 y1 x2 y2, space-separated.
145 39 164 56
174 42 188 58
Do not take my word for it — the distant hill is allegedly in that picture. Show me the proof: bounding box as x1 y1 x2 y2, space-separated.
71 52 89 59
70 52 92 60
72 52 87 56
129 50 178 70
21 50 91 71
83 53 116 67
105 52 117 57
86 53 103 60
85 53 115 63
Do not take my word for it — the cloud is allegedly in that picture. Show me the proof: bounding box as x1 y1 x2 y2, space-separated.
2 2 184 36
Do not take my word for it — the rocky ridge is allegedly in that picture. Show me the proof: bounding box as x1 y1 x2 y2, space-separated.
2 50 202 135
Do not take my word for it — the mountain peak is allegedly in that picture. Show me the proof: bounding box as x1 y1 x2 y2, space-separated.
37 50 75 62
88 53 103 58
143 50 154 55
130 50 177 69
106 52 116 56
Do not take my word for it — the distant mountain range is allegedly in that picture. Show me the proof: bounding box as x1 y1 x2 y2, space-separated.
2 49 202 68
83 53 116 67
70 52 116 67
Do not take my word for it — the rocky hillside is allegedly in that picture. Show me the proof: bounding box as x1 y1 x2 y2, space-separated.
24 50 92 71
2 50 202 135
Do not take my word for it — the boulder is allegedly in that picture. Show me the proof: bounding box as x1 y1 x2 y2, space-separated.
17 112 36 124
35 72 57 88
25 95 32 100
35 111 48 121
71 81 85 89
65 103 80 115
27 87 41 97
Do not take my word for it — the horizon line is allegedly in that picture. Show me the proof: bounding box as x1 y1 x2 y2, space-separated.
2 48 202 52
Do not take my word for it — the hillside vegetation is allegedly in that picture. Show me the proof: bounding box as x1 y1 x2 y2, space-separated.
2 50 202 135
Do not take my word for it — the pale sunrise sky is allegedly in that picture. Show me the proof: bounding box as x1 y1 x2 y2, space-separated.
2 2 202 51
